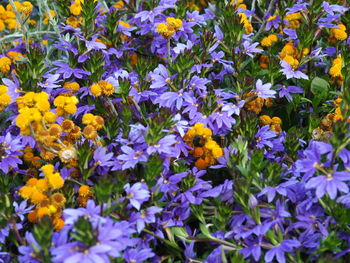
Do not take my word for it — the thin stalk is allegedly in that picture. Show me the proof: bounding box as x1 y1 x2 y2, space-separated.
167 38 172 63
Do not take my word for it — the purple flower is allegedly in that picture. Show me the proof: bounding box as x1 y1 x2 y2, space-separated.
52 62 91 79
18 232 41 263
38 73 61 92
130 206 162 233
13 200 33 221
124 183 150 210
155 90 193 110
305 171 350 200
117 146 148 170
280 60 309 80
221 100 245 116
0 133 24 173
255 79 276 99
124 248 155 263
147 135 177 156
266 15 280 31
265 240 301 263
255 125 277 149
295 141 333 179
149 64 172 91
242 41 263 58
277 85 303 102
286 3 308 14
64 200 104 226
322 1 348 15
93 147 114 167
283 28 297 40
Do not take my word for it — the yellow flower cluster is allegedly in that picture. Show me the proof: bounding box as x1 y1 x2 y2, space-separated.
261 34 278 47
259 55 270 69
19 164 65 231
329 55 342 77
244 92 273 114
313 98 349 140
184 123 224 170
284 12 302 29
329 24 348 44
0 85 11 111
113 0 123 9
43 10 56 25
77 185 93 207
15 92 81 164
16 92 51 131
53 95 79 115
90 80 115 97
0 56 11 74
235 3 253 34
279 42 309 69
82 113 105 140
23 146 43 169
63 81 80 95
66 0 83 27
156 17 183 39
259 115 282 134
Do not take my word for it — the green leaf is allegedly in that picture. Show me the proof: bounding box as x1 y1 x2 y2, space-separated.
171 227 188 239
199 224 213 238
310 77 329 96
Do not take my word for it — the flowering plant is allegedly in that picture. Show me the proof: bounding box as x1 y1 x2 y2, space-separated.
0 0 350 262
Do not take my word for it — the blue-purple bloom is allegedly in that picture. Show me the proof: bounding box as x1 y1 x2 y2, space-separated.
0 133 24 173
305 171 350 200
254 79 276 99
280 60 309 80
117 146 148 170
277 85 303 102
264 240 301 263
124 182 150 210
255 125 277 149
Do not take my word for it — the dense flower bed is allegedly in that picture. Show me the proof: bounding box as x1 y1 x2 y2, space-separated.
0 0 350 262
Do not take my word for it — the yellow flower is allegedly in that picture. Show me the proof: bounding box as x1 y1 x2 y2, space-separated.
18 1 33 16
78 185 91 197
43 10 56 25
156 23 175 38
90 83 102 97
30 191 47 204
51 193 66 207
43 112 57 123
66 16 82 28
53 217 65 231
53 96 66 107
35 179 49 192
92 115 104 130
82 113 95 125
41 164 54 176
70 3 82 16
26 178 38 186
98 80 114 96
212 147 223 158
19 185 34 199
166 17 183 30
83 125 97 139
259 115 272 125
64 103 77 114
47 173 64 189
0 56 11 74
0 93 11 108
37 207 50 219
271 117 282 125
63 82 80 93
